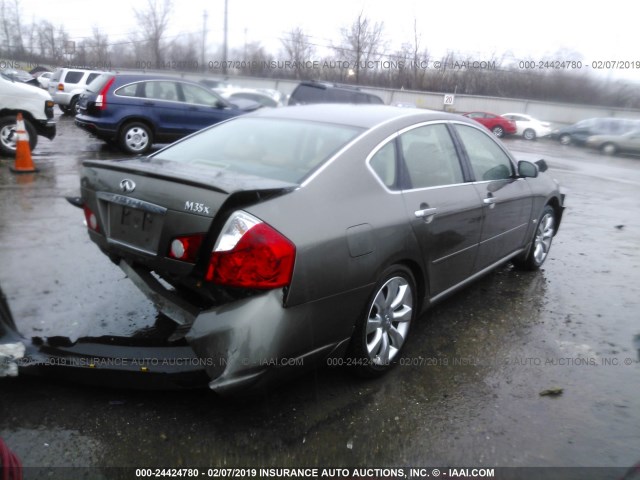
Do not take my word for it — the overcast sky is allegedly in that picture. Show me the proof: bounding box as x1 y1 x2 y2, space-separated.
15 0 640 79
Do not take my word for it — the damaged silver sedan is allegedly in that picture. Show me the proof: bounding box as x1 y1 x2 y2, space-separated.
2 105 565 394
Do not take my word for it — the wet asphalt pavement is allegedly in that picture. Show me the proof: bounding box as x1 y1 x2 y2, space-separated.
0 114 639 479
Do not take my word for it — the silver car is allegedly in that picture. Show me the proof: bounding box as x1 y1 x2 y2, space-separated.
73 105 565 394
586 130 640 155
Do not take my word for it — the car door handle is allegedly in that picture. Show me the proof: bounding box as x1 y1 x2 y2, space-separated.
483 196 498 205
414 207 437 223
143 101 155 106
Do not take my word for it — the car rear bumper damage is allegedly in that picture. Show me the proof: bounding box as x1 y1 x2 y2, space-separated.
0 261 360 394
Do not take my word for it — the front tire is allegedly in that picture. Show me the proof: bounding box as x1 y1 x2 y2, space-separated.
0 116 38 156
347 265 417 377
513 205 556 270
119 122 152 154
492 126 504 138
523 129 536 140
559 134 571 145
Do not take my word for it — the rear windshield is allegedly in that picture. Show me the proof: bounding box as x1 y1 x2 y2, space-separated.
152 117 364 183
86 73 114 93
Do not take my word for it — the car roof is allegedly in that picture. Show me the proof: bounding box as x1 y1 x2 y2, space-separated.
249 104 467 129
108 73 204 85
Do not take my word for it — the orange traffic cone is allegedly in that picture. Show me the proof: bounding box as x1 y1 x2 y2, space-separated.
10 113 38 174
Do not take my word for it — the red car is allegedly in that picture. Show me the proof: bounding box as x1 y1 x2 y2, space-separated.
463 111 517 138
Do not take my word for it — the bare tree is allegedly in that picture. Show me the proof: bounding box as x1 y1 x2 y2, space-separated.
168 33 199 70
335 11 385 83
280 27 316 79
86 27 110 65
132 0 173 66
0 0 25 56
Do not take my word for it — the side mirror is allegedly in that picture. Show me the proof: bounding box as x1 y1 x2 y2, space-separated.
535 159 548 172
518 160 538 178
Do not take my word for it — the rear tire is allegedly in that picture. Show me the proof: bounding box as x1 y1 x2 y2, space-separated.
347 265 417 378
119 122 152 154
67 97 79 116
513 205 556 270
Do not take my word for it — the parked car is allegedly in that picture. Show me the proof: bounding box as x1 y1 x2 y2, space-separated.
1 69 39 87
288 81 384 106
199 78 234 90
220 88 286 108
48 68 104 115
0 71 56 156
585 130 640 155
75 73 262 154
462 111 517 138
36 72 52 90
501 113 552 140
550 117 640 145
76 104 565 393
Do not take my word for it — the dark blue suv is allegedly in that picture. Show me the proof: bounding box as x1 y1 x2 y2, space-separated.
75 74 261 154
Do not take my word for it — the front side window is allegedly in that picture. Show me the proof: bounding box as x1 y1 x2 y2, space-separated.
400 124 464 189
180 83 222 106
455 124 513 181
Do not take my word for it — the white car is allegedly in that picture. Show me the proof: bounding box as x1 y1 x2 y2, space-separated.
502 113 552 140
36 72 52 90
219 87 286 108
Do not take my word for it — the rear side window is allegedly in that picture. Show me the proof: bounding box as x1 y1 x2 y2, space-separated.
146 81 179 101
63 71 84 84
153 118 363 183
290 85 325 104
115 82 143 97
400 124 464 189
455 124 513 181
367 94 384 104
328 89 355 103
369 141 397 189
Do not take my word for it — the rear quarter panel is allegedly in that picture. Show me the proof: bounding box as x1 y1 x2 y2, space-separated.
245 126 425 310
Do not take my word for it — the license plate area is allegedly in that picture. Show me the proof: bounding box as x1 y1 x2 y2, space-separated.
97 193 167 255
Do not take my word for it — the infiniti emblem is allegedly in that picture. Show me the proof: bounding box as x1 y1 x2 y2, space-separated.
120 179 136 193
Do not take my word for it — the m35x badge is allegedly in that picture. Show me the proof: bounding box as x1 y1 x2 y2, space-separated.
119 179 136 193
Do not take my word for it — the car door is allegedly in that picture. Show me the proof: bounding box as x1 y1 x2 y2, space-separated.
142 80 187 140
618 131 640 153
452 123 533 271
391 122 484 296
179 83 240 131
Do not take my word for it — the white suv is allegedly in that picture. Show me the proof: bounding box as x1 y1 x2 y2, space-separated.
48 68 103 115
0 71 56 156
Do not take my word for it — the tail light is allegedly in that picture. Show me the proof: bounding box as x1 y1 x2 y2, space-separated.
83 206 99 232
206 211 295 289
94 77 115 111
57 83 64 91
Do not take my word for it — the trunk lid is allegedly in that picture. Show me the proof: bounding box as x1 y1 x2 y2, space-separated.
81 158 296 275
